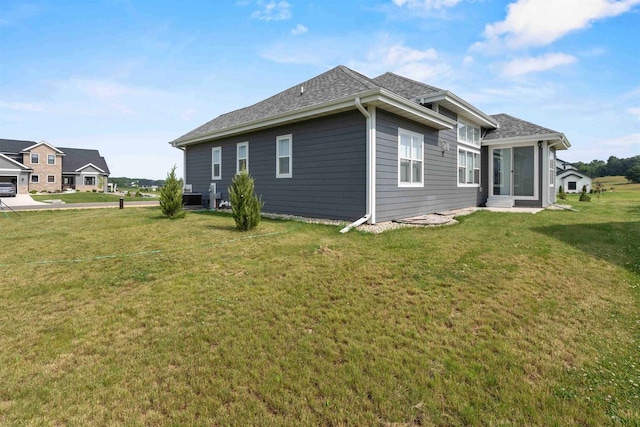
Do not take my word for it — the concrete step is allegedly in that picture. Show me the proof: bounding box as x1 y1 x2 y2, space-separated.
486 197 514 208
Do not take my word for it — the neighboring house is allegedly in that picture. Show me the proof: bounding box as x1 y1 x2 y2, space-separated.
170 65 571 224
0 139 110 194
556 158 592 193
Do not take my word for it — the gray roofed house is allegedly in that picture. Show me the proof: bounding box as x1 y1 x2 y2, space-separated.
0 139 110 194
171 65 571 223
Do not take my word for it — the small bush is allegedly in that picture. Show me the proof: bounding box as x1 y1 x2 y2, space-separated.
557 185 567 200
29 190 37 194
92 189 97 193
159 165 185 219
229 169 263 231
135 190 142 198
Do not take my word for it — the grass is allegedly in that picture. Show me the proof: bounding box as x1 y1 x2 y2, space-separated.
1 179 638 425
31 192 154 203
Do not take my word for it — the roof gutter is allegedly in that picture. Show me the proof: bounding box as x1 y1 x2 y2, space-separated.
340 97 375 233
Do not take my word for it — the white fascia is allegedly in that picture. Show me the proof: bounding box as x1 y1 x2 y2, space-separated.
418 91 498 129
0 152 30 169
75 163 106 173
482 133 571 149
21 141 65 154
171 89 456 148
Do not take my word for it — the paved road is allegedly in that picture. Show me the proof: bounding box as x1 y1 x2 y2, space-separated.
0 195 159 212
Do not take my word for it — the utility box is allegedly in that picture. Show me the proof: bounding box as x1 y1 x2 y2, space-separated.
209 183 221 209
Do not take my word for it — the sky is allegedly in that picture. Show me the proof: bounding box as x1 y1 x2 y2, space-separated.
1 0 639 179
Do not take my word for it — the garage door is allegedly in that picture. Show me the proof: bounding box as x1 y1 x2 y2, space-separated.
0 176 17 183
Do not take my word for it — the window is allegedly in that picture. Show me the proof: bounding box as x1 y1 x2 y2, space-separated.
457 120 480 146
31 153 39 164
47 154 55 165
276 134 292 178
212 147 222 180
85 176 96 185
31 175 39 183
549 151 555 187
398 128 423 187
47 175 55 183
568 181 577 191
458 148 480 185
237 142 248 174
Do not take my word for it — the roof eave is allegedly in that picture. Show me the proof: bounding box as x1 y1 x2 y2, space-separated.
171 89 455 147
418 91 499 128
482 132 571 149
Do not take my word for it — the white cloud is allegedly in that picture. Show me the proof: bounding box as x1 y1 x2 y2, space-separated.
475 0 640 50
502 53 577 77
251 1 292 21
627 107 640 119
291 24 307 35
392 0 463 10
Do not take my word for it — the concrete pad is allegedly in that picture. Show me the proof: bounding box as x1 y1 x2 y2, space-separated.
0 194 47 207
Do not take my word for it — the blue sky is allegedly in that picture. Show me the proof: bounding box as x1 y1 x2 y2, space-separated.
1 0 639 179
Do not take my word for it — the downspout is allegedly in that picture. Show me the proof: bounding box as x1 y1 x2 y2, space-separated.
340 97 375 233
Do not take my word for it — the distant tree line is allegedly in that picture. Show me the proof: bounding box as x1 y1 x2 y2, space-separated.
575 155 640 183
110 177 166 188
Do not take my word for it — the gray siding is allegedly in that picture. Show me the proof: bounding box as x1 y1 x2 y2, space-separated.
185 110 366 221
375 109 483 222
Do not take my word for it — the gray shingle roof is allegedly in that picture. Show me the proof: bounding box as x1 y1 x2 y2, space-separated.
0 138 33 153
485 113 560 140
172 65 381 144
372 72 444 100
58 147 110 174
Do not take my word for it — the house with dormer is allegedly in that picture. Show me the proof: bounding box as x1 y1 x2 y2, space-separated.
0 139 110 194
170 65 571 224
556 158 592 193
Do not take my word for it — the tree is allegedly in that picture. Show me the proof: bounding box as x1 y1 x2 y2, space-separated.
228 169 263 231
592 181 605 202
626 164 640 184
159 165 185 219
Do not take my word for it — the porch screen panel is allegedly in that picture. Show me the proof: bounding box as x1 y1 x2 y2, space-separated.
513 146 534 197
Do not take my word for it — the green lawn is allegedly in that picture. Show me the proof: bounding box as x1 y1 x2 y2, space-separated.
1 182 638 425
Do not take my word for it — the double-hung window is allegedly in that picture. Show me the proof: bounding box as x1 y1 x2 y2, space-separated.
458 148 480 185
276 134 292 178
398 128 423 187
31 153 39 164
212 147 222 180
237 142 248 174
47 154 55 165
457 119 481 186
47 175 55 183
457 120 480 146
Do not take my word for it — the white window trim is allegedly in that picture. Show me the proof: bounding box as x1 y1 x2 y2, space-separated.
457 147 481 187
276 134 292 178
31 153 39 164
457 119 481 148
31 174 39 183
84 175 96 185
211 146 222 180
47 154 56 165
47 174 56 183
549 151 555 187
398 128 424 188
236 142 249 174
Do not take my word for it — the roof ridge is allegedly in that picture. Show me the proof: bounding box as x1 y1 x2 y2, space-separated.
336 65 379 90
374 71 444 94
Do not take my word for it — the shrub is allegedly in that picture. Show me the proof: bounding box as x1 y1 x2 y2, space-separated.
135 190 142 198
579 185 591 202
557 185 567 200
229 169 263 231
159 165 185 219
126 191 132 197
29 190 37 194
92 189 97 193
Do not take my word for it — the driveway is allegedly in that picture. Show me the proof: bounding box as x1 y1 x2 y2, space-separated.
0 194 47 207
